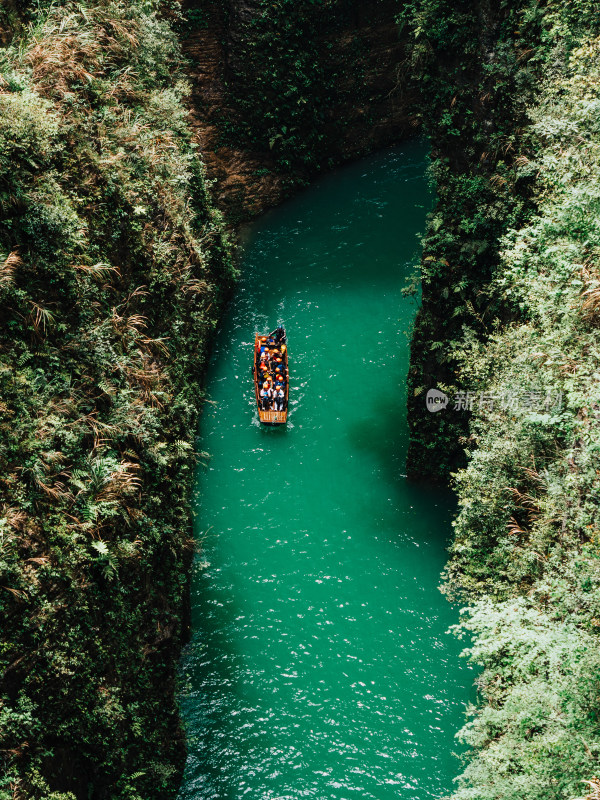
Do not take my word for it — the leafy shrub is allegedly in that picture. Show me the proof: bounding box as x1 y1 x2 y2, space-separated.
0 1 233 797
434 23 600 800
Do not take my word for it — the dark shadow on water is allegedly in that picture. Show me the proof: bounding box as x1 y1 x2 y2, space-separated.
258 422 288 436
345 386 457 545
345 389 409 482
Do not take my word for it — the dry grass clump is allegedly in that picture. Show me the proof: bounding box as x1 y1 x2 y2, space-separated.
25 3 140 101
581 261 600 320
0 250 21 287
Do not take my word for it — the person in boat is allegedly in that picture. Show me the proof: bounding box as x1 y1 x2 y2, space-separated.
259 385 268 409
275 386 285 411
261 381 272 410
270 326 286 344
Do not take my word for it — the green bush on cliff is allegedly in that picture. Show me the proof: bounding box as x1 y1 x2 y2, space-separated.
441 29 600 800
399 2 600 797
451 600 600 800
401 0 544 481
221 0 399 172
0 2 232 798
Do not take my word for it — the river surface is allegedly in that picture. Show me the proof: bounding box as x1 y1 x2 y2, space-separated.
178 141 473 800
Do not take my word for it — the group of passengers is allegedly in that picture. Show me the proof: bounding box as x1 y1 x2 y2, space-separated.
257 328 287 412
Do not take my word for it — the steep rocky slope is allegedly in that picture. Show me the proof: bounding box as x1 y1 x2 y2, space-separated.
181 0 419 219
0 2 232 797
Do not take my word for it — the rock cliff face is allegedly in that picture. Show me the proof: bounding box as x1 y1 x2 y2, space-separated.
182 0 418 220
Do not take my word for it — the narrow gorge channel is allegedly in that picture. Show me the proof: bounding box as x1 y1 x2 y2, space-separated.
178 142 473 800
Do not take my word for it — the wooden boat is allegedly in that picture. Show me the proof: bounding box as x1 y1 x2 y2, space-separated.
252 330 289 424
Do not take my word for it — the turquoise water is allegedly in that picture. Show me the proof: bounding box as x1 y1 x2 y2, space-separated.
178 141 473 800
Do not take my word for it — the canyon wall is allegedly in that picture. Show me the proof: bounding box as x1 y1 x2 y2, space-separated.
182 0 418 219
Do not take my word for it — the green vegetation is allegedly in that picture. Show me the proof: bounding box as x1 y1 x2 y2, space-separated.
401 0 548 479
222 0 353 170
220 0 405 173
0 1 232 797
446 36 600 799
401 3 600 798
